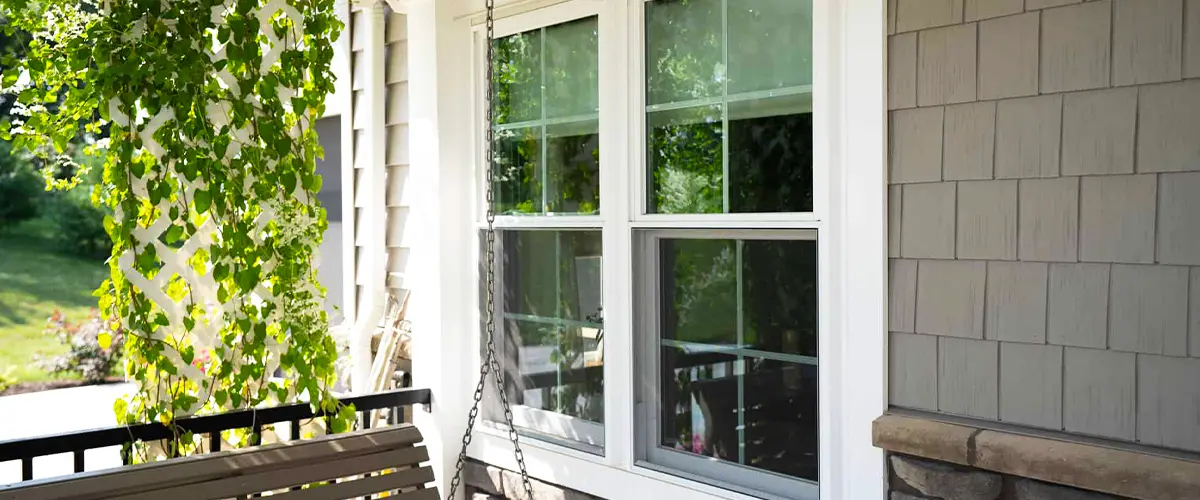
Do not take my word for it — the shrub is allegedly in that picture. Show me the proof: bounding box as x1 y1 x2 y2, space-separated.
44 186 111 259
38 309 124 383
0 143 43 229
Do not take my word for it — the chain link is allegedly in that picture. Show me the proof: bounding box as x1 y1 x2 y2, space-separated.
446 1 535 498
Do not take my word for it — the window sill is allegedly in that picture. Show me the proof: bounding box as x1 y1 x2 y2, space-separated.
872 411 1200 500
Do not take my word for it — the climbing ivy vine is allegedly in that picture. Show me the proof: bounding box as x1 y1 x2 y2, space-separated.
1 0 353 456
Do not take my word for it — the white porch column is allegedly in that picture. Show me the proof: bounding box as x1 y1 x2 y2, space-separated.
350 0 389 395
407 0 475 495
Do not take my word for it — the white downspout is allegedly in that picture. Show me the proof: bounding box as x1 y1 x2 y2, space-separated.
351 0 389 395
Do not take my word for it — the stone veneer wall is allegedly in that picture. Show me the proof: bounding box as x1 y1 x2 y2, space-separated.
887 454 1129 500
888 0 1200 453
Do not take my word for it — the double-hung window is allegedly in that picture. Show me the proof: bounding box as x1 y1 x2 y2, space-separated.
634 1 817 498
478 0 820 497
481 10 606 452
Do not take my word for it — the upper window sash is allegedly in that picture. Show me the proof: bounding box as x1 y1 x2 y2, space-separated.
468 0 600 221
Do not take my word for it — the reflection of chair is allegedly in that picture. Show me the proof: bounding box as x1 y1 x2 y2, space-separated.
691 363 819 481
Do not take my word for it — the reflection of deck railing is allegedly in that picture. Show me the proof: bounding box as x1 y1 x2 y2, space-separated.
0 387 431 484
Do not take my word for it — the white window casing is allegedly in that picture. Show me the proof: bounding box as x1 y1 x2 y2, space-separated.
402 0 887 498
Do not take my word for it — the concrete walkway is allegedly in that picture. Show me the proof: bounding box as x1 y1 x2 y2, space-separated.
0 382 133 486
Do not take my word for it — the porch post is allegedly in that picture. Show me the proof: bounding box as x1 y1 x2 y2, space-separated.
407 0 475 496
349 0 389 395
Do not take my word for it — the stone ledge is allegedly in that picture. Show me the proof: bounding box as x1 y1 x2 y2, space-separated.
873 413 1200 500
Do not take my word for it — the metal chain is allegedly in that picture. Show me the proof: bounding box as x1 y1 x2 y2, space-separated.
446 0 535 498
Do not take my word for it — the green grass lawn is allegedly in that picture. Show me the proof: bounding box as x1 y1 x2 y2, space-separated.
0 220 108 382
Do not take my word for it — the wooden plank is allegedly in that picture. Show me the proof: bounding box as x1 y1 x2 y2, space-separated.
265 467 436 500
1 426 423 500
111 446 429 500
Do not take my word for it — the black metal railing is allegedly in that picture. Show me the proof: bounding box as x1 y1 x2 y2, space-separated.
0 387 431 484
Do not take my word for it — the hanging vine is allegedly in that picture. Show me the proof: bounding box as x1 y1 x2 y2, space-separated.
1 0 353 456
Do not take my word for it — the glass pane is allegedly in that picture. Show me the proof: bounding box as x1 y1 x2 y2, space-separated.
728 0 813 94
659 346 739 457
493 127 542 215
493 30 541 124
654 235 818 482
740 357 818 481
658 350 819 483
728 93 814 213
546 120 600 215
647 105 723 214
497 230 605 425
660 238 737 345
741 239 817 357
545 17 599 119
645 0 724 106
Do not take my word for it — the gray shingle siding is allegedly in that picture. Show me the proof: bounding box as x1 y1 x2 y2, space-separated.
888 0 1200 453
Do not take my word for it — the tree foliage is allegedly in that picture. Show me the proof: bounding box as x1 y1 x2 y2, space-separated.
0 0 351 457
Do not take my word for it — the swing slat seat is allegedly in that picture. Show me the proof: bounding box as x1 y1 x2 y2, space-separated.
0 425 438 500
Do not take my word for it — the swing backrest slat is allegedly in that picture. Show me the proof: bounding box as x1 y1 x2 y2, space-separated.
0 425 438 500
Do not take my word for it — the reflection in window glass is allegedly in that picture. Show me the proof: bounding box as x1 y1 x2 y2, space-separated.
657 237 818 482
491 17 600 216
490 230 605 433
645 0 813 214
647 106 724 214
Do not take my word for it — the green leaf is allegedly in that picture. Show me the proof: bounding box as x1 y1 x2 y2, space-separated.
98 333 113 349
164 225 184 244
194 189 211 213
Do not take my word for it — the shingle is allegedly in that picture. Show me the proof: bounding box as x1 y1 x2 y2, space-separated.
890 259 918 333
918 24 978 106
979 13 1040 99
1138 355 1200 451
889 34 918 110
1186 0 1200 78
890 332 939 410
939 337 999 419
1192 268 1200 357
957 180 1017 260
1027 0 1082 9
1113 0 1183 86
896 0 965 32
1158 172 1200 265
1138 80 1200 173
888 0 898 35
1064 347 1135 440
917 260 987 338
1020 177 1079 262
1079 175 1157 264
889 184 902 256
1109 264 1189 356
1048 263 1110 349
966 0 1024 21
891 108 944 184
1041 1 1113 93
995 95 1062 179
1062 87 1137 176
1001 343 1064 429
986 262 1049 344
943 102 996 181
902 183 956 259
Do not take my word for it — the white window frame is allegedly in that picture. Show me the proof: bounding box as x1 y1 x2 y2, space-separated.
472 1 610 453
633 228 821 500
446 0 888 498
